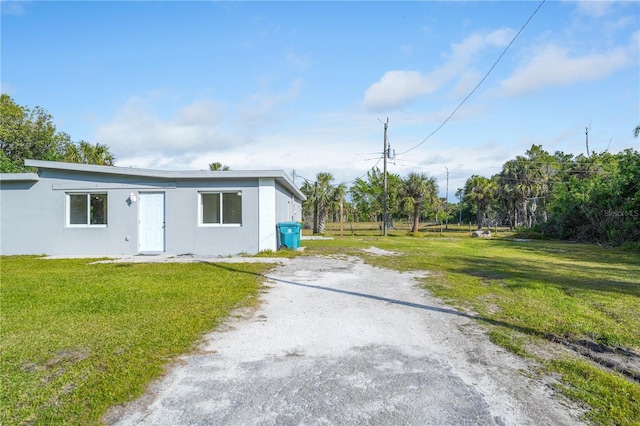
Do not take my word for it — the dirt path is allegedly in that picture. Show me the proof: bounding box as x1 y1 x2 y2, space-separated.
105 255 583 425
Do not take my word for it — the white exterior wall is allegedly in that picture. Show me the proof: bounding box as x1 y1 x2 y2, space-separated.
1 163 304 257
258 178 276 252
275 181 302 222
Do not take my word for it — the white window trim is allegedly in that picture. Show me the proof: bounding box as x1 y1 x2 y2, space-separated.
66 192 108 228
198 191 242 227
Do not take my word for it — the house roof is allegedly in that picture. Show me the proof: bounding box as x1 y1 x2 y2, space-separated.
0 173 40 182
24 160 306 200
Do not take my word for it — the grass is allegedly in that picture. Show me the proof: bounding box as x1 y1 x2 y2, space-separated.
301 223 640 425
550 359 640 426
2 227 639 424
0 256 274 425
308 220 489 237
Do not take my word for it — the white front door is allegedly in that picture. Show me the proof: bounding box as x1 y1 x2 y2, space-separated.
139 192 165 252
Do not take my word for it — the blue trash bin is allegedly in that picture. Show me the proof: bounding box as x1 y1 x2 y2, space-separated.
277 222 302 249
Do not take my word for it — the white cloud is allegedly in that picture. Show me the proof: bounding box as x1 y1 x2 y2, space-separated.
605 15 637 32
450 70 482 98
362 28 514 112
385 102 487 131
96 80 305 169
362 71 438 112
498 44 633 97
572 0 615 18
1 2 26 15
448 28 513 59
166 108 396 183
285 50 311 69
176 99 225 126
238 78 303 129
95 96 233 160
387 142 520 197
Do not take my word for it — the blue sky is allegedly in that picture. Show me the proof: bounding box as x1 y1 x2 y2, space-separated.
2 1 638 196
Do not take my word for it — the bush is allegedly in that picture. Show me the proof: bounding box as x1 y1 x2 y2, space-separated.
620 241 640 253
512 227 546 240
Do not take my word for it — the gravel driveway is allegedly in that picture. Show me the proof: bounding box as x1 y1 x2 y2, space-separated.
105 254 583 425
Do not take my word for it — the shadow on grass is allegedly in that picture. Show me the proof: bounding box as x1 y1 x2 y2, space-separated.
450 245 640 298
201 262 545 340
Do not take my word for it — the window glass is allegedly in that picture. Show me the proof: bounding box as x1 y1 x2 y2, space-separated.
68 193 107 225
70 194 88 224
222 192 242 224
202 193 221 224
200 192 242 225
90 194 108 225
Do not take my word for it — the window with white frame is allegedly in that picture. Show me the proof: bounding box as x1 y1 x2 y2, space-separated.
68 193 108 226
200 192 242 225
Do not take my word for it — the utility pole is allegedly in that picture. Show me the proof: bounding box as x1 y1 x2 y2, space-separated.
313 180 319 234
445 167 449 230
340 197 344 238
458 189 463 225
383 118 389 237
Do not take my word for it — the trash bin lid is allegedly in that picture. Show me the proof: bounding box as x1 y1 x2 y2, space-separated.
277 221 301 228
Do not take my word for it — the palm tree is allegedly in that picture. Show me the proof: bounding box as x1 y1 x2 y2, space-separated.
299 172 348 234
62 142 82 164
498 151 548 228
79 141 115 165
63 141 115 165
209 162 230 171
634 124 640 139
314 172 335 234
350 167 403 225
499 158 529 227
300 180 316 229
463 175 496 229
301 173 333 234
401 172 437 232
327 183 347 224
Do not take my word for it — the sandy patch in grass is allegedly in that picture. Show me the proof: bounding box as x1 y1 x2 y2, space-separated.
361 246 400 256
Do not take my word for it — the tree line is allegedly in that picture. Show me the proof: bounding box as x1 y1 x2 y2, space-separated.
301 142 640 247
462 144 640 246
0 94 115 172
300 169 441 234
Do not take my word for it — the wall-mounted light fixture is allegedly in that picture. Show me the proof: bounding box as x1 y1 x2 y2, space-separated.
128 192 137 204
236 191 242 197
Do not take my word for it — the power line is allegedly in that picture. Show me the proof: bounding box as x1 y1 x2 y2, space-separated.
340 158 383 186
295 156 383 190
397 0 546 156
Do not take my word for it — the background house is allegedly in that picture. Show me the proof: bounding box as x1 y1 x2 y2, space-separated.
0 160 304 256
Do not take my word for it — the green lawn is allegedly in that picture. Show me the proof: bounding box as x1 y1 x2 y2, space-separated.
0 257 273 425
302 229 640 425
2 232 639 425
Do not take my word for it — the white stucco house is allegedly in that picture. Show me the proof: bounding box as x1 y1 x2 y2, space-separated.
0 160 305 256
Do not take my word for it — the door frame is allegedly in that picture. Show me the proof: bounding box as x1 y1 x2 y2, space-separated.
138 192 166 253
